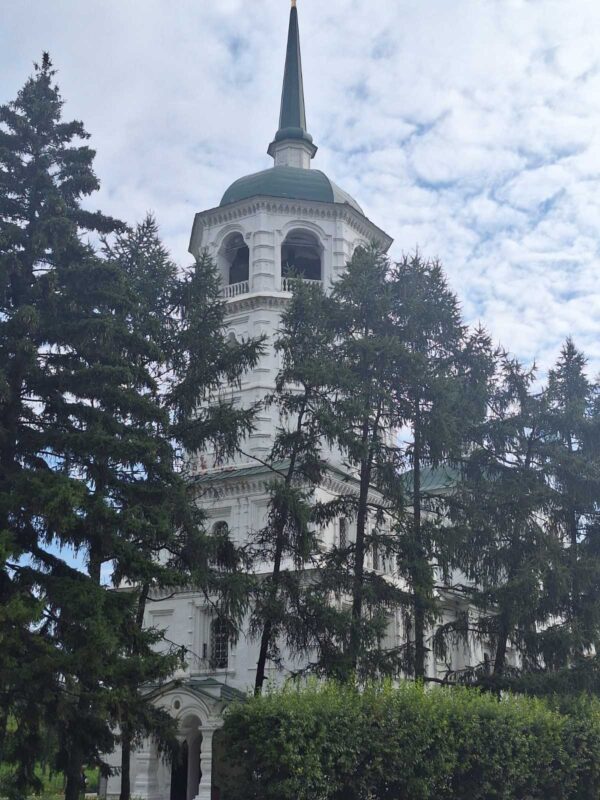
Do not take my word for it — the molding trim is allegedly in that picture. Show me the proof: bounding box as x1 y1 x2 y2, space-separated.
223 291 293 314
190 196 393 254
192 462 386 506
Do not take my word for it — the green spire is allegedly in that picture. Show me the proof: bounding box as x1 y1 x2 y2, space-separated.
268 2 317 160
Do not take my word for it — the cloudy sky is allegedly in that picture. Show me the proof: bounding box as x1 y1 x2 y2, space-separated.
2 0 600 378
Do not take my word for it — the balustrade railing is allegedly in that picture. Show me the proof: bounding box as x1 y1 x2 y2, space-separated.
281 277 322 292
222 280 249 298
221 278 323 298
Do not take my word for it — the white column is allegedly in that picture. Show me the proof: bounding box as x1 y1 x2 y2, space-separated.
194 728 215 800
132 739 161 800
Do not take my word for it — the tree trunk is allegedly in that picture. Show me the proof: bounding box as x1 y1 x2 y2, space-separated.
0 698 8 762
349 419 372 676
493 612 511 678
254 572 279 695
119 728 132 800
412 398 427 680
119 586 149 800
254 398 309 695
64 741 84 800
564 434 581 646
349 401 383 678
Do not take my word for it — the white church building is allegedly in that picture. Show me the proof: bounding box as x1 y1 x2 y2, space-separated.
104 4 489 798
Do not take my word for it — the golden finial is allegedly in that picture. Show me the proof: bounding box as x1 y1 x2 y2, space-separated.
291 0 297 7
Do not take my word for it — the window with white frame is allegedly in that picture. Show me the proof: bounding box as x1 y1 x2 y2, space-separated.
210 618 229 670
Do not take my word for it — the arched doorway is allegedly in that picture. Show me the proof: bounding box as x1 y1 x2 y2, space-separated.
169 715 202 800
170 740 188 800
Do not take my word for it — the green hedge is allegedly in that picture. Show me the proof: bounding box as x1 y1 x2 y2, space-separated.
220 682 600 800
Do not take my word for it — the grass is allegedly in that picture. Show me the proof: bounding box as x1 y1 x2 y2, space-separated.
1 766 99 799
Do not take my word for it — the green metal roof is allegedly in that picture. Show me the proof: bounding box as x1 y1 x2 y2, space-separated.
220 166 363 214
191 461 289 485
279 6 307 135
144 677 246 704
400 465 461 496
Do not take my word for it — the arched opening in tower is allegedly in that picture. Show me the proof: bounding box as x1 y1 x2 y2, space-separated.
281 229 322 281
223 232 249 285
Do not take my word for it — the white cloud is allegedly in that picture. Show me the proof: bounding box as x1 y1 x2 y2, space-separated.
2 0 600 379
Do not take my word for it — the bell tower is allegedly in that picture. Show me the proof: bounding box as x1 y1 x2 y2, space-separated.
188 2 392 468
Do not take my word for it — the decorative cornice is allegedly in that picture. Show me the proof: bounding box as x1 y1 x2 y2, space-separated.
195 476 270 499
223 291 293 314
320 469 388 507
189 196 393 255
192 461 387 507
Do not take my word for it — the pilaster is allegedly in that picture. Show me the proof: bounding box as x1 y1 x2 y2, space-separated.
132 739 161 800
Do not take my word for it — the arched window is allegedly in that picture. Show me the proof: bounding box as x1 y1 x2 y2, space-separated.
222 232 249 286
210 618 229 670
212 520 230 537
281 229 322 282
372 542 380 571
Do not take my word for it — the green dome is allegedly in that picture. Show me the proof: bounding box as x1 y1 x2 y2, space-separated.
220 166 363 214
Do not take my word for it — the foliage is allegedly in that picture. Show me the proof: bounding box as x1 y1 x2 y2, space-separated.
249 279 336 692
255 248 495 684
444 340 600 693
443 355 556 683
0 55 261 799
0 765 98 798
221 680 600 800
541 340 600 669
0 51 123 798
390 254 495 678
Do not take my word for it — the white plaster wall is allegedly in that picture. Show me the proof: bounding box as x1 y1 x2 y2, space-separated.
188 199 377 469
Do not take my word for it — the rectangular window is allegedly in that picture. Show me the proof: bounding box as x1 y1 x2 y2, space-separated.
339 518 348 550
372 543 380 571
210 619 229 670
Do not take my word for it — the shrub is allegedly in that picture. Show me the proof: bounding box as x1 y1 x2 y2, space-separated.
220 681 600 800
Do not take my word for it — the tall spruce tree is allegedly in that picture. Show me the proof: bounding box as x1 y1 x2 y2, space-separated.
82 220 261 800
305 245 409 680
390 255 494 680
541 340 600 673
0 57 261 798
248 248 410 684
440 341 600 694
330 247 410 678
443 355 560 687
250 279 336 694
0 53 123 797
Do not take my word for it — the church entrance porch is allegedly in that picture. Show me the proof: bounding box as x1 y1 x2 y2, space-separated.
128 718 216 800
103 680 239 800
